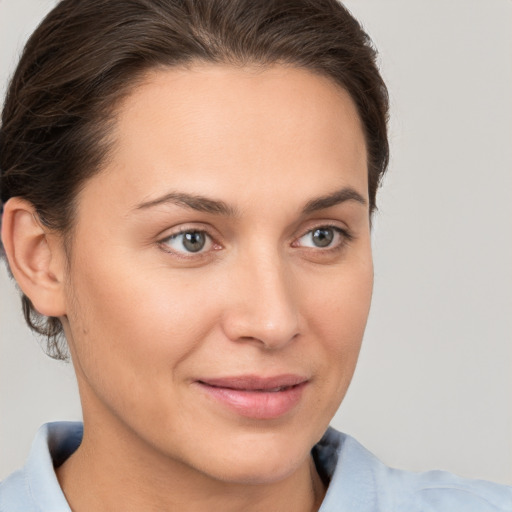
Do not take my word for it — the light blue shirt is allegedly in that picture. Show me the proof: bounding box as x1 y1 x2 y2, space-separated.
1 422 511 511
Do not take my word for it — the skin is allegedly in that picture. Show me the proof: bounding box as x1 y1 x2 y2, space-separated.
2 64 373 512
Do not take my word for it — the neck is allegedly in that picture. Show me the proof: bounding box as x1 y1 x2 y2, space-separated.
56 414 326 512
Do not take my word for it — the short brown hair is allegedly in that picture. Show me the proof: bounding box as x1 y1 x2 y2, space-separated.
0 0 389 359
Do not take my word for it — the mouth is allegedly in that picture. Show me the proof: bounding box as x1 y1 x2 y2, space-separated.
195 375 309 420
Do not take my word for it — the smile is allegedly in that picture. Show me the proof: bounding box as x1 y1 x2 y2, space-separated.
195 375 309 420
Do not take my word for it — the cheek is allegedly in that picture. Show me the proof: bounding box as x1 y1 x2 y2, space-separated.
303 254 373 394
306 250 373 338
63 253 221 396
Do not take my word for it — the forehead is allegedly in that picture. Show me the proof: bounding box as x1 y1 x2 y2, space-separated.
82 64 368 215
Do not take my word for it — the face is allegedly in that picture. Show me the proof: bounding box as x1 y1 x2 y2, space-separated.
61 64 373 484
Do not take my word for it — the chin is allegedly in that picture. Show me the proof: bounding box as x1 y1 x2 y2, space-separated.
178 427 317 486
209 453 305 486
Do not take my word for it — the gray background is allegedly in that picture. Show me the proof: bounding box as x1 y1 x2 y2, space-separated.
1 0 511 483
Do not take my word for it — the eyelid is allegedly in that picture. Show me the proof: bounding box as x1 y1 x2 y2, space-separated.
157 222 219 242
291 223 354 250
155 221 353 259
294 220 353 240
157 224 222 257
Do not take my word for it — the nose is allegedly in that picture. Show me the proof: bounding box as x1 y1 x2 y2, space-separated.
220 252 300 350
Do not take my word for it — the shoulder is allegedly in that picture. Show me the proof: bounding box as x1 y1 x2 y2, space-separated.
0 469 32 512
316 427 512 512
0 422 82 512
392 469 512 512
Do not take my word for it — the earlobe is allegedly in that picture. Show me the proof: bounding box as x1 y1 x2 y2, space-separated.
1 197 67 318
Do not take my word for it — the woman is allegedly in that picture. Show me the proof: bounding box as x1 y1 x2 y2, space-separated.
0 0 510 510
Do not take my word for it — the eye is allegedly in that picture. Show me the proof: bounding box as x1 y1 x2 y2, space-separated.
161 230 212 254
295 226 348 249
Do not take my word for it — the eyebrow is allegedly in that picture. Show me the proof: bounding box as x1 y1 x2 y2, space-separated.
301 187 367 214
135 192 239 216
134 186 366 216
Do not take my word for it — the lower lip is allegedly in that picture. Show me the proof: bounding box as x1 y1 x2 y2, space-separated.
196 382 307 420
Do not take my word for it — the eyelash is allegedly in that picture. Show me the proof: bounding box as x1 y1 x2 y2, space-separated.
292 225 353 253
158 224 353 258
158 227 220 259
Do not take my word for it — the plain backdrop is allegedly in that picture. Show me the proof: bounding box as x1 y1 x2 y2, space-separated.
1 0 511 484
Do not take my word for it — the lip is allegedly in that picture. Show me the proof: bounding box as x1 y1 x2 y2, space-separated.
195 374 309 420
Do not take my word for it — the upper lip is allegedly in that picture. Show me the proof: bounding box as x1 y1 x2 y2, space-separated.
197 374 309 391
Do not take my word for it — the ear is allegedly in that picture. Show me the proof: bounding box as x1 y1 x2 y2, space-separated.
1 197 67 317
